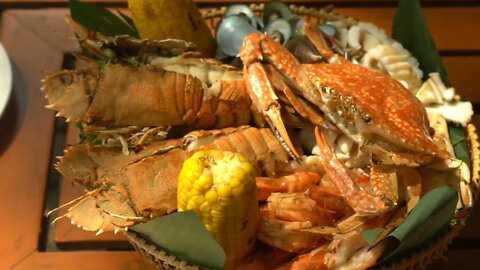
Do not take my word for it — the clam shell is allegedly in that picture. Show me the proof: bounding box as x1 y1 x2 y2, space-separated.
216 16 260 56
265 18 292 45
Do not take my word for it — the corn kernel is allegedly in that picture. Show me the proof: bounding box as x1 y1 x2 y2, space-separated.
194 174 213 190
211 209 223 217
187 200 197 210
176 149 259 269
217 185 232 197
200 201 210 212
212 203 225 211
181 170 195 183
190 189 202 196
232 185 245 197
228 177 241 188
192 195 205 206
205 190 218 203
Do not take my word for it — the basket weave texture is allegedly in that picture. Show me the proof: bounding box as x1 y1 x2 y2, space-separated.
125 4 480 270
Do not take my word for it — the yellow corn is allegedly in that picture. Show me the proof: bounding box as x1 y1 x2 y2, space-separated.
127 0 216 56
178 150 259 269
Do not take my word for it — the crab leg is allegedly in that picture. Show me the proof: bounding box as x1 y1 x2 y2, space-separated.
240 33 301 159
303 21 339 62
265 65 325 126
315 127 394 217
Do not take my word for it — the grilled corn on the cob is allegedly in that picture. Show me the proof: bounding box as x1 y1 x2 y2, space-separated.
178 150 259 269
127 0 216 56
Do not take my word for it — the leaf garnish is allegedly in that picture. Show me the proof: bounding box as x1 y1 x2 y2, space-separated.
70 0 139 38
392 0 450 85
448 123 471 167
372 187 458 266
75 122 101 145
131 211 226 270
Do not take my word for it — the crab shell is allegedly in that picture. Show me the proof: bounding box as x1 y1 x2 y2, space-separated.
303 62 451 160
244 29 452 161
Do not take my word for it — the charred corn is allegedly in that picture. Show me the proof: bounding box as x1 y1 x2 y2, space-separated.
178 150 259 269
127 0 216 56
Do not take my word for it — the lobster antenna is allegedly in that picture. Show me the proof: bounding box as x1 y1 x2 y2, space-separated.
46 188 101 217
50 212 70 225
101 209 146 221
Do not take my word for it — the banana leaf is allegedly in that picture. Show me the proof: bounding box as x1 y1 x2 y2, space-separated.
361 0 468 265
449 123 471 167
131 211 226 270
392 0 449 85
70 0 139 38
363 187 458 266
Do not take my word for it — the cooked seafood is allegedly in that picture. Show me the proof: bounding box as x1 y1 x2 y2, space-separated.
51 126 296 233
43 7 475 270
42 62 251 129
239 21 451 163
329 20 423 93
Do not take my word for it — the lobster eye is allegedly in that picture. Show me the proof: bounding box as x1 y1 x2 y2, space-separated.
59 74 73 86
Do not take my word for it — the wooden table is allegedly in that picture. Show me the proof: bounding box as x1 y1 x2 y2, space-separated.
1 1 480 269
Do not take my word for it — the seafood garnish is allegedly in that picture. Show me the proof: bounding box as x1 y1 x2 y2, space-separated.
416 73 456 105
426 102 473 127
78 125 170 155
417 73 473 126
362 42 423 92
327 20 423 93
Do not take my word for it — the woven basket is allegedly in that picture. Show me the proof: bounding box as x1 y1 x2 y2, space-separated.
125 4 480 270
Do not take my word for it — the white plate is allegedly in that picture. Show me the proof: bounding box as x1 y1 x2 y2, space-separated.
0 43 12 117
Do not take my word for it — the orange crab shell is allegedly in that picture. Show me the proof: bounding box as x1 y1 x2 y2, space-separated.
304 62 452 160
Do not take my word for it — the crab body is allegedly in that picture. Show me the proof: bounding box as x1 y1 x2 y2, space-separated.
238 23 451 217
239 29 450 161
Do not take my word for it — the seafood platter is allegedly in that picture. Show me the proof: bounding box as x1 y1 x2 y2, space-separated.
42 0 479 269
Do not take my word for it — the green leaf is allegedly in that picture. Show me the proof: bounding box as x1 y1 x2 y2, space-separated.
78 42 102 61
131 211 226 270
362 227 384 245
118 10 138 32
74 122 100 145
70 0 139 38
377 186 458 266
448 123 471 166
392 0 449 85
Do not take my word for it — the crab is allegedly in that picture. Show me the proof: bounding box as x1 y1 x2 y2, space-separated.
238 21 452 217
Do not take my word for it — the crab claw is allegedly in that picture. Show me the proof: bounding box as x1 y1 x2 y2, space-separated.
240 33 301 159
315 126 393 217
303 21 336 61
